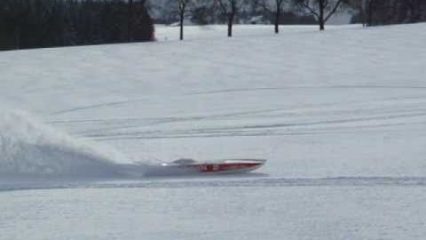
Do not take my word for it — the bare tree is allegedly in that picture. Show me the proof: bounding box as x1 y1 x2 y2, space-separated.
217 0 242 37
293 0 344 30
178 0 190 40
261 0 287 33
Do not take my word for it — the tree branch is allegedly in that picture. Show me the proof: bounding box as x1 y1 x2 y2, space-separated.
324 0 343 22
260 0 273 14
324 0 329 8
299 1 320 18
217 0 229 15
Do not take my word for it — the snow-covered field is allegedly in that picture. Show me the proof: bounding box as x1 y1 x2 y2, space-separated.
1 24 426 239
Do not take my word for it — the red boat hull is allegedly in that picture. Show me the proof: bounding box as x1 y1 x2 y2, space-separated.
172 159 266 174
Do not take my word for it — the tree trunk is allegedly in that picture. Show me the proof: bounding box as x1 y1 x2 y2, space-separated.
228 13 234 37
318 0 325 31
319 18 325 31
180 12 184 40
274 7 280 34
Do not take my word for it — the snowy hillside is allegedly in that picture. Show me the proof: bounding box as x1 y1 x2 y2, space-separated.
1 24 426 239
1 23 426 179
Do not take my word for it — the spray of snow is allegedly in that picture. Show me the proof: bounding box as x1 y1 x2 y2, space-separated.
0 109 135 179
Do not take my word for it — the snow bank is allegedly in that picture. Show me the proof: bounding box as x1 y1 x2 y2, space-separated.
0 109 130 179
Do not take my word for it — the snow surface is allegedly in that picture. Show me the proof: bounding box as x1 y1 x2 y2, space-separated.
1 24 426 239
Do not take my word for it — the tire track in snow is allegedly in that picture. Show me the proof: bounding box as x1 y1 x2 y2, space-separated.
83 110 426 140
47 89 426 141
51 98 148 115
50 94 426 137
189 85 426 95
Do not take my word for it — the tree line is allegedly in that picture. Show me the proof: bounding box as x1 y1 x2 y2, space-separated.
1 0 425 50
166 0 426 40
348 0 426 26
0 0 154 51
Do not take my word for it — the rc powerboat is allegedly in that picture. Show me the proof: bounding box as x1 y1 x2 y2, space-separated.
158 158 266 175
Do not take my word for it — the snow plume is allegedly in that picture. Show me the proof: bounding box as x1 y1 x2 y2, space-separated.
0 110 130 179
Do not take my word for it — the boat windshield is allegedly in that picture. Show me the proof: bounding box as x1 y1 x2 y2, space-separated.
173 158 196 164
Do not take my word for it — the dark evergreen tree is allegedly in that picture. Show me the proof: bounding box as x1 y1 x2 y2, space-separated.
0 0 154 51
347 0 426 26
